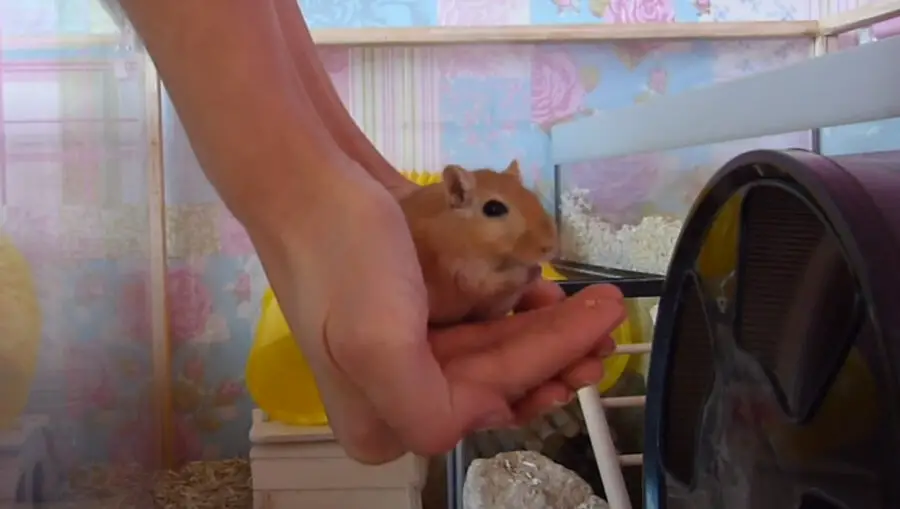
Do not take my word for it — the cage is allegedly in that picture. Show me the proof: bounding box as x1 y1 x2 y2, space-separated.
644 147 900 509
1 0 899 509
550 25 900 279
448 10 900 509
492 17 899 509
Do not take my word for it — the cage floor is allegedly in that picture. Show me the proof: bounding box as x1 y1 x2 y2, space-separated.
0 458 251 509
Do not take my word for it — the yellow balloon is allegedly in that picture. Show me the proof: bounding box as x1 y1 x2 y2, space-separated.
0 234 42 431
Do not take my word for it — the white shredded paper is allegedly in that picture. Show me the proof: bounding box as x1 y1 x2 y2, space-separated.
559 188 684 275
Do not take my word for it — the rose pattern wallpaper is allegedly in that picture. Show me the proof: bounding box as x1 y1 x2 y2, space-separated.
0 0 899 469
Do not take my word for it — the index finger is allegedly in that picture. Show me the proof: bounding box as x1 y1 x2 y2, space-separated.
445 284 626 398
431 283 621 360
429 279 563 361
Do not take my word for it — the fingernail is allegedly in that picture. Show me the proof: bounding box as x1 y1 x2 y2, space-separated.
473 412 512 431
553 392 576 407
589 284 625 302
598 339 616 357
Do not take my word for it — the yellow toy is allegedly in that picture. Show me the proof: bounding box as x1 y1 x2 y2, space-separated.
245 171 651 426
696 192 740 288
245 289 327 426
765 346 878 466
0 234 42 430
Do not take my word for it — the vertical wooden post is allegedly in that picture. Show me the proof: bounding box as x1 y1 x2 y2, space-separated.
142 49 174 470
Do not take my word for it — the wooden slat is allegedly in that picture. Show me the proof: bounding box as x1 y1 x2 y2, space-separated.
601 395 646 408
310 21 819 46
143 52 174 469
613 343 652 355
2 21 818 51
619 453 643 466
818 0 900 35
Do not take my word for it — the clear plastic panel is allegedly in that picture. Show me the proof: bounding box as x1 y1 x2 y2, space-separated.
821 17 900 157
821 116 900 157
556 131 812 275
0 3 161 507
872 16 900 41
545 38 813 275
849 14 900 47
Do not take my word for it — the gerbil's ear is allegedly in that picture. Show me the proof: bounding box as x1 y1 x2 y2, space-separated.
442 164 475 208
503 159 522 181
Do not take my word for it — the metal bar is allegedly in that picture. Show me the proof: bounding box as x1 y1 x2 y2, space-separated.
450 443 466 509
560 278 665 299
553 259 664 280
553 164 563 236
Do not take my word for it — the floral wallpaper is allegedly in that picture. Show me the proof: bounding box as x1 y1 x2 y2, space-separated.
0 0 898 473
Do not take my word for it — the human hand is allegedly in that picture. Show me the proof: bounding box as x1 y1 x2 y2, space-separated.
429 278 622 425
250 163 625 464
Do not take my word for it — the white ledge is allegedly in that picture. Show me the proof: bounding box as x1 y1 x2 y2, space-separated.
550 35 900 164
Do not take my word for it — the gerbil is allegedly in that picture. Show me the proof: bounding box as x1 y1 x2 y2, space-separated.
400 160 558 325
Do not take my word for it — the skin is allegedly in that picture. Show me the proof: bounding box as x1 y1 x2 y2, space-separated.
115 0 626 464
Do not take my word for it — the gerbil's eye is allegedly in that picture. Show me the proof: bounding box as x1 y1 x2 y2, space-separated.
482 199 508 218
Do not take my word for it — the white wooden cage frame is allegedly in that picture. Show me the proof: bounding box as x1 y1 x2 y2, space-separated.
4 0 897 504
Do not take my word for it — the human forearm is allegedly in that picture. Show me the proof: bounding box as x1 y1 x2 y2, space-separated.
271 0 414 196
118 0 351 233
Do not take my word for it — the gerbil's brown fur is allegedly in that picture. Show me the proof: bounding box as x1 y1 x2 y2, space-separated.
400 160 558 325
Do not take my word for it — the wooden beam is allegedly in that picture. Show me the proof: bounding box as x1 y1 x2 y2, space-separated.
310 21 819 46
142 53 175 469
1 21 818 51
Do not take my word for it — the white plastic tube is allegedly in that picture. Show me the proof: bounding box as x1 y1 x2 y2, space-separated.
577 386 632 509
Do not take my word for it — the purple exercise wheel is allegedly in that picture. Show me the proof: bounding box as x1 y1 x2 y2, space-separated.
644 149 900 509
